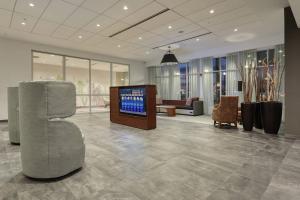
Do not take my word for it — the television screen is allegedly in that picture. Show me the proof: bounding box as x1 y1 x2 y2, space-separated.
119 87 147 116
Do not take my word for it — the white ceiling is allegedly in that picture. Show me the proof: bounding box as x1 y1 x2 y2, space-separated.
0 0 290 65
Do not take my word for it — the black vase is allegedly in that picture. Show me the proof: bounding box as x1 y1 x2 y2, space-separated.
254 102 263 129
261 101 282 134
241 102 254 131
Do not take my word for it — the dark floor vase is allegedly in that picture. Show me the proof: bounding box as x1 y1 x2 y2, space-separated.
241 102 254 131
261 101 282 134
254 102 263 129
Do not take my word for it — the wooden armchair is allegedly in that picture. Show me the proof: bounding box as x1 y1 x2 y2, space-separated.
212 96 239 127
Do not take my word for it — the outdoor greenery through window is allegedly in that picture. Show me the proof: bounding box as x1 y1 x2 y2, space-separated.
32 51 129 113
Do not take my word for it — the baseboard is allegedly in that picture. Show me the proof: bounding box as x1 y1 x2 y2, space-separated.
0 119 8 122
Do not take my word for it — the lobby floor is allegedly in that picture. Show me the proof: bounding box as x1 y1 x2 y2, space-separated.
0 113 300 200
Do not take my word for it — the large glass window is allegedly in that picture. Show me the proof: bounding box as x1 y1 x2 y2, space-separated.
32 51 130 113
91 61 111 112
65 57 90 113
33 52 63 80
213 58 221 104
179 63 188 100
112 63 129 86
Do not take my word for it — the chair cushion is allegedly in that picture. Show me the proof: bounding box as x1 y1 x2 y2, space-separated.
185 98 193 106
186 97 199 107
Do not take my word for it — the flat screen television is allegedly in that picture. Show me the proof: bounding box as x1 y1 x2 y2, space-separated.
119 87 147 116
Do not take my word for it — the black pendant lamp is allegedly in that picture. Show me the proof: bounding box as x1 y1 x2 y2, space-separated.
160 46 178 65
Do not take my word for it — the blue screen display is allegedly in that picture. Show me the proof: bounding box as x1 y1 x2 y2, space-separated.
119 88 146 116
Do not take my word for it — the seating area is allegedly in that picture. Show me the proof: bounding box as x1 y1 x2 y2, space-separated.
1 1 300 200
156 97 204 116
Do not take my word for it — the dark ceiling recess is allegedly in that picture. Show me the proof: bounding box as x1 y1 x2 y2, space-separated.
152 32 212 49
109 8 170 38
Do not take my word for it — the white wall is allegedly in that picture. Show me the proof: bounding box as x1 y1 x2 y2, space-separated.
0 37 147 120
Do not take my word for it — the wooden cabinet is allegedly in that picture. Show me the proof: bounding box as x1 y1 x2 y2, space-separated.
110 85 156 130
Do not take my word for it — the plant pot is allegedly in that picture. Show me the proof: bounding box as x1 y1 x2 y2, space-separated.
241 102 254 131
261 101 282 134
254 102 263 129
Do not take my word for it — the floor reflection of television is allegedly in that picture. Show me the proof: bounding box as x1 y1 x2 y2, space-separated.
119 87 147 116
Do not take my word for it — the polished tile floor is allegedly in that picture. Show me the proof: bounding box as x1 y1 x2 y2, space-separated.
0 113 300 200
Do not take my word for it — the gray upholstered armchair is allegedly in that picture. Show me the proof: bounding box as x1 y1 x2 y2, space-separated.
19 81 85 179
7 87 20 144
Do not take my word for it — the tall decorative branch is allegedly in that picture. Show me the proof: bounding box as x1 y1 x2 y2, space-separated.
237 60 255 103
264 58 285 102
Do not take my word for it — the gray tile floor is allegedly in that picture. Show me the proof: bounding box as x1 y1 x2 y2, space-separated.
0 113 300 200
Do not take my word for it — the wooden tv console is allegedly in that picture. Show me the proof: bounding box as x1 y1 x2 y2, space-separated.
110 85 156 130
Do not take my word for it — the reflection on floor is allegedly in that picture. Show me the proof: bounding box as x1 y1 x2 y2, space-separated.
76 107 110 113
157 114 213 125
0 113 299 200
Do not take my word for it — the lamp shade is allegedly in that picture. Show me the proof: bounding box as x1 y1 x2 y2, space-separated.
160 51 178 65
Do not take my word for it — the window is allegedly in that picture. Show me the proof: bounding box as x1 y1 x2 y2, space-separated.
112 63 129 86
179 63 188 100
65 57 90 113
32 51 130 113
212 57 226 104
91 61 110 112
32 52 63 80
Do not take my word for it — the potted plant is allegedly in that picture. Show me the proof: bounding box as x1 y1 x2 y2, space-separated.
238 60 255 131
260 57 285 134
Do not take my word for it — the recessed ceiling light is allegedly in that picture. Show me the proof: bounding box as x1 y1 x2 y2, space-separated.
209 9 215 14
123 5 128 10
279 50 283 53
117 45 121 48
168 25 172 29
51 54 55 57
138 36 142 40
234 28 238 32
196 38 200 42
204 69 209 73
96 24 101 27
21 21 26 26
78 35 83 39
29 3 35 7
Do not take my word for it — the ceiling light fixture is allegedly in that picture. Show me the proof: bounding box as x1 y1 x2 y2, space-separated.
123 5 128 10
196 38 200 42
138 36 142 40
96 24 101 27
234 28 238 32
29 3 35 7
168 25 172 29
161 46 178 66
78 35 83 39
209 9 215 14
117 45 121 48
21 18 26 26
